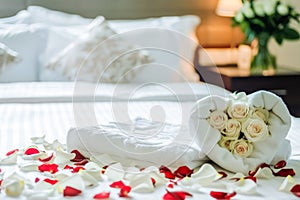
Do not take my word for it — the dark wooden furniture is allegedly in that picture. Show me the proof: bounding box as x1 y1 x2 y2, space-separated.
196 65 300 117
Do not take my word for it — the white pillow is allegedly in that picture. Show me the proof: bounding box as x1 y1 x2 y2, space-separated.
0 42 20 71
27 6 92 26
47 17 152 83
0 24 47 82
0 10 31 24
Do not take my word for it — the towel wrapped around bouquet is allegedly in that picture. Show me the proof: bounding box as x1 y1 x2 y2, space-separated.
67 118 208 168
189 90 291 173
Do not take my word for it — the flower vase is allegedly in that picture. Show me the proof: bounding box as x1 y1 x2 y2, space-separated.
251 33 277 74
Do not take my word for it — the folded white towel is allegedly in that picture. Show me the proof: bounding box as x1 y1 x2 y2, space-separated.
67 118 208 168
189 91 291 173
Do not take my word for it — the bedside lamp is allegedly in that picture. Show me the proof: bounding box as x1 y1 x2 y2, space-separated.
215 0 242 17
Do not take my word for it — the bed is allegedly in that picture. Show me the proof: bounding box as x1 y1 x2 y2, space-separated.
0 1 300 200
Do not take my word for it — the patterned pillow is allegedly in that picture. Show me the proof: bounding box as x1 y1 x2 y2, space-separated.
47 16 152 83
0 42 20 72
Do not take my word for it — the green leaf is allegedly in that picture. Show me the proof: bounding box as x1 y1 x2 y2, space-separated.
283 28 300 40
273 32 284 45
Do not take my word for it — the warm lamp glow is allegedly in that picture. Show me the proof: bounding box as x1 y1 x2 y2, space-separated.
216 0 242 17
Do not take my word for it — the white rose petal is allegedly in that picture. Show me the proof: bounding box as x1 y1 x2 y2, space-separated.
22 152 48 160
0 152 18 165
31 135 46 144
54 149 75 166
208 110 228 130
130 174 155 193
278 175 296 192
250 107 269 123
254 167 274 179
228 101 249 119
227 178 257 195
242 118 269 142
218 136 233 151
78 170 99 187
4 180 25 197
105 163 125 181
19 162 39 172
56 174 85 193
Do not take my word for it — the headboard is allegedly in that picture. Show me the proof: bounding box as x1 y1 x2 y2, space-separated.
0 0 217 19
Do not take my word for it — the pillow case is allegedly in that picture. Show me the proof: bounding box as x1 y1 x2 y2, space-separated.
0 42 20 71
47 17 152 83
0 24 47 82
27 6 92 26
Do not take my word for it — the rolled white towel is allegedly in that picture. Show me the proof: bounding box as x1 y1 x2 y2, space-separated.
67 118 208 168
189 91 291 173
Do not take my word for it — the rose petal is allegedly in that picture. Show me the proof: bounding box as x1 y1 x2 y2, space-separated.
44 178 58 185
63 186 82 197
31 135 46 144
35 177 40 183
210 191 236 200
129 174 155 193
56 174 85 193
275 169 296 177
254 167 274 179
291 184 300 198
72 166 85 173
0 152 18 165
54 150 75 166
163 171 176 179
74 159 89 166
6 149 19 156
151 177 156 186
24 147 40 155
274 160 287 169
70 150 87 162
249 163 271 176
163 190 192 200
119 185 131 197
38 163 59 174
4 180 25 197
93 192 110 199
278 175 296 192
218 171 228 179
227 178 257 195
109 180 125 188
105 163 125 181
174 166 193 178
78 170 99 187
38 153 54 163
167 184 174 188
19 163 39 172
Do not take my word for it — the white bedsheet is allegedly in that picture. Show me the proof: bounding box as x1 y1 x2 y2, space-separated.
0 82 299 199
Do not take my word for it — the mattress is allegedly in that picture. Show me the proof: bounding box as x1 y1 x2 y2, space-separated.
0 82 299 199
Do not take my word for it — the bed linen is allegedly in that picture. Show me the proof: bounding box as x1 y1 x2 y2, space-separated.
0 82 299 199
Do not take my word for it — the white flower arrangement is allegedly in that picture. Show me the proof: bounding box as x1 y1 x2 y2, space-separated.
208 92 270 158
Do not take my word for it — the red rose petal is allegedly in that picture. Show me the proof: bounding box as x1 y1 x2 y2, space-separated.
210 191 236 200
218 171 228 179
291 184 300 198
174 166 193 178
70 150 87 162
6 149 19 156
109 180 126 188
44 178 58 185
72 166 85 173
64 165 73 170
167 183 174 188
74 159 89 166
163 171 176 179
151 177 156 186
159 165 172 173
35 177 40 183
119 185 131 197
38 153 54 162
274 160 287 169
163 190 192 200
274 168 296 177
24 147 40 155
0 179 2 186
38 163 59 174
93 192 110 199
63 186 82 197
101 165 108 174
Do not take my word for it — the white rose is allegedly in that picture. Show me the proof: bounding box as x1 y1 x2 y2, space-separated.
227 101 249 120
242 118 269 142
229 92 248 102
250 107 270 123
242 2 255 18
263 0 277 15
218 136 233 151
208 110 228 130
277 4 289 15
230 139 253 158
221 119 241 139
234 11 244 22
253 1 265 17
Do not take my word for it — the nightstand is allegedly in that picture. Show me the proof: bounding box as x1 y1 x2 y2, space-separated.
196 65 300 117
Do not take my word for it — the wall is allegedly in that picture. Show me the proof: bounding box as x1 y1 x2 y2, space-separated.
269 1 300 69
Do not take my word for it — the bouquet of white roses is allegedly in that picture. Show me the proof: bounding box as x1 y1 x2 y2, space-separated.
189 90 291 173
208 92 270 158
232 0 300 44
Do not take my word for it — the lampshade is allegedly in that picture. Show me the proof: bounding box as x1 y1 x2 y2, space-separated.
216 0 242 17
